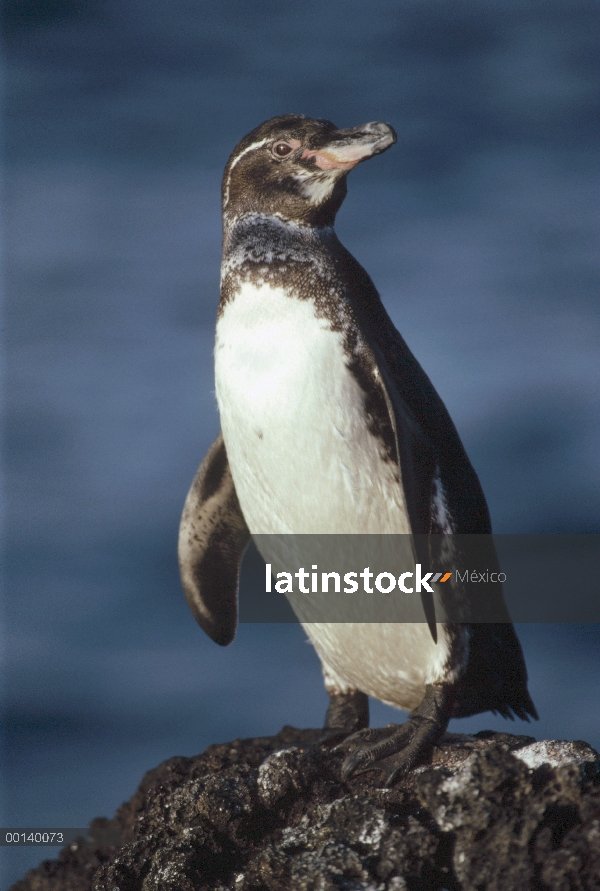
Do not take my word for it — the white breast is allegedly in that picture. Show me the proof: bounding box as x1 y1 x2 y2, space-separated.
215 280 455 709
215 281 409 534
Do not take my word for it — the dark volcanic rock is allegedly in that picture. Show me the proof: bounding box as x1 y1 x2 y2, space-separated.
10 727 600 891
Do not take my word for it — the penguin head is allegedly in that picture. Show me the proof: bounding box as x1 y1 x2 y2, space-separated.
222 115 397 228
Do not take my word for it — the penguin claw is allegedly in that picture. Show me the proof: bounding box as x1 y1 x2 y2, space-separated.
338 686 452 785
333 723 396 753
339 722 415 782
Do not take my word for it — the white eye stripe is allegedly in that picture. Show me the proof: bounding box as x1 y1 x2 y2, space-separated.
223 138 270 207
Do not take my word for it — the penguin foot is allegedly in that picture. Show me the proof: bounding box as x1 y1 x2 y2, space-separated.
315 690 369 747
335 684 451 786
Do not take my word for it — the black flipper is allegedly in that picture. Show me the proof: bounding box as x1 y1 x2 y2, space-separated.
178 432 250 646
340 245 536 722
376 358 439 642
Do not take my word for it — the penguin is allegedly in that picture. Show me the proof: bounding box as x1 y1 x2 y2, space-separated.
178 115 537 785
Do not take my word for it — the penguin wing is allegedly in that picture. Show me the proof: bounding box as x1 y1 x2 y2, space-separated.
371 351 438 538
344 257 536 720
341 245 491 534
178 432 250 646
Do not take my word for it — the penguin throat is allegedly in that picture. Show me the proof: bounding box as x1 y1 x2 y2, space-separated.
221 213 337 287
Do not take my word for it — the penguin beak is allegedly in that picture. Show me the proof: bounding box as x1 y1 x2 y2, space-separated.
301 122 397 171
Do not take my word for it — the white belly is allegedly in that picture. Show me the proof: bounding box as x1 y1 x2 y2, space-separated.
215 281 454 709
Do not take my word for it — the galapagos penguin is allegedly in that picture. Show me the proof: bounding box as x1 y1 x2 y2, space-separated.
178 115 537 785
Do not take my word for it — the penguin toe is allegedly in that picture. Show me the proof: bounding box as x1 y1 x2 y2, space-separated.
337 723 411 782
338 708 448 785
333 723 396 753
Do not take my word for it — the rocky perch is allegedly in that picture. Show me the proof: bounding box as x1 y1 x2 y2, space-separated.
11 728 600 891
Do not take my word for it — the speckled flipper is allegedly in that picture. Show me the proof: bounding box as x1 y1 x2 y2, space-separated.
178 432 250 646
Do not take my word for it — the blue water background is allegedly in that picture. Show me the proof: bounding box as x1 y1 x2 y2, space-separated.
3 1 600 885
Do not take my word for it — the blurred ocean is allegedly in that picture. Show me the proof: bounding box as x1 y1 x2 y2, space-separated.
2 0 600 885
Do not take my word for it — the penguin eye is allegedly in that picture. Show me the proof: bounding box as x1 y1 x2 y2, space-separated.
272 142 294 158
